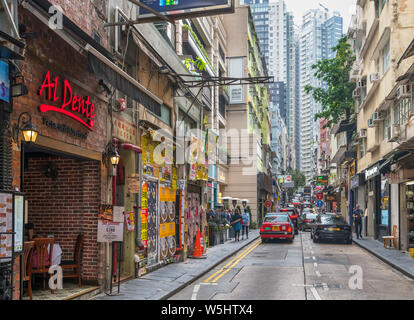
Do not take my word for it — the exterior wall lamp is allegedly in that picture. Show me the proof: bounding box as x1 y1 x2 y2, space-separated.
241 199 249 209
232 197 240 209
12 112 38 144
103 142 120 168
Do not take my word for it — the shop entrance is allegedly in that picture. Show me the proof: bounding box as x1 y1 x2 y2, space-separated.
22 145 100 300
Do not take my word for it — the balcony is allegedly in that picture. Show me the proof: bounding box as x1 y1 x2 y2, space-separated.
182 27 215 76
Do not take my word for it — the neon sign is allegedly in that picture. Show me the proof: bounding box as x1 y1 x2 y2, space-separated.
38 70 96 131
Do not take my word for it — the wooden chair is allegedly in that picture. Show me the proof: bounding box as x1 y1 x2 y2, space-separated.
23 241 35 300
32 238 54 293
383 225 398 249
61 233 84 288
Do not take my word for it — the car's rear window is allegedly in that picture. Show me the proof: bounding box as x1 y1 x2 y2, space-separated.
264 215 289 223
321 216 346 224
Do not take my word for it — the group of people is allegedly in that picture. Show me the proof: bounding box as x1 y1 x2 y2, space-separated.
207 205 250 242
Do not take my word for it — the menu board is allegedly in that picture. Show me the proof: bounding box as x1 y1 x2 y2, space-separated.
14 194 24 252
0 192 13 260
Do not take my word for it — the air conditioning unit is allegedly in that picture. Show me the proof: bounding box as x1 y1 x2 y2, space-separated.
367 118 376 127
372 112 383 122
352 88 361 98
357 80 366 88
358 129 367 139
388 124 400 142
396 84 411 100
370 73 380 83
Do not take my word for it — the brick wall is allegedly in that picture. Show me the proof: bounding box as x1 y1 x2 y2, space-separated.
23 156 100 282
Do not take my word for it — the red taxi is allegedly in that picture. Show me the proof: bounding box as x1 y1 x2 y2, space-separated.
260 214 295 243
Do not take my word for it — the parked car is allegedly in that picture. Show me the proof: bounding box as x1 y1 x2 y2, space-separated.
280 208 299 234
311 214 352 244
300 212 318 231
260 214 294 243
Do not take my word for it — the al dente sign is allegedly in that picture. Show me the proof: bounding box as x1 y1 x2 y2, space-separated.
38 71 96 131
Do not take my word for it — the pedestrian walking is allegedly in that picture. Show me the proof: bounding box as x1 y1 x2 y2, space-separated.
353 205 364 239
241 209 250 240
231 209 242 242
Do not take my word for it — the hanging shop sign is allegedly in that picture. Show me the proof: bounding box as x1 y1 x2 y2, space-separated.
0 60 10 103
113 115 137 144
365 164 380 181
350 175 360 189
38 70 96 131
140 0 228 13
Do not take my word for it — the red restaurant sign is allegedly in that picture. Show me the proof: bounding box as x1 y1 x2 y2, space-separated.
38 71 96 131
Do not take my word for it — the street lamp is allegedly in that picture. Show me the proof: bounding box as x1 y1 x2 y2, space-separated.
12 112 38 144
241 199 249 209
103 142 120 168
220 196 232 210
232 198 240 209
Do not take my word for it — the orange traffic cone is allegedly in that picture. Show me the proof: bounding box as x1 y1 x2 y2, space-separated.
200 232 205 254
190 229 206 259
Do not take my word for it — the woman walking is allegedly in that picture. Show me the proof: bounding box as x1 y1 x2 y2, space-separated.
231 209 242 242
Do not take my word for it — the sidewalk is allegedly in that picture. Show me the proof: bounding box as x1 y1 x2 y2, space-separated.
353 235 414 280
92 229 260 300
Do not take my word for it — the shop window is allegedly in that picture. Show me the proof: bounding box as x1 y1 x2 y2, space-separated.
380 176 389 226
406 182 414 248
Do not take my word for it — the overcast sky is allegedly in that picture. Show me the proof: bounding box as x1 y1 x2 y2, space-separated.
282 0 357 32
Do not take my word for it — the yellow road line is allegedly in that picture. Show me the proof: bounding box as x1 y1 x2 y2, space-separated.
203 239 261 283
203 239 262 284
210 240 262 283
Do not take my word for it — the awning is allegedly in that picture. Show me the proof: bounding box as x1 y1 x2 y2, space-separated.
121 143 142 154
86 44 162 117
397 38 414 66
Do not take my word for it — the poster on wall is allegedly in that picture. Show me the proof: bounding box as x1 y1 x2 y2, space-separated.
14 194 25 253
113 206 124 223
0 60 10 103
146 181 159 265
125 212 136 232
0 191 13 261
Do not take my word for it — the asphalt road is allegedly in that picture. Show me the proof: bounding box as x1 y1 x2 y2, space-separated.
169 231 414 300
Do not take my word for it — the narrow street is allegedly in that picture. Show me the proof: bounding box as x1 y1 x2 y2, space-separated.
169 232 414 300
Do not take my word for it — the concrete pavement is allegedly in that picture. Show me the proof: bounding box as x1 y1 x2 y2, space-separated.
353 235 414 280
92 229 260 300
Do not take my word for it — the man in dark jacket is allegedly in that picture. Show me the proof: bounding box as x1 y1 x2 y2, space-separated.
353 205 364 239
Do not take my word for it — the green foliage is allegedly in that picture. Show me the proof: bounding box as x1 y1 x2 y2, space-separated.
304 36 356 128
182 24 215 72
289 169 306 190
183 57 207 73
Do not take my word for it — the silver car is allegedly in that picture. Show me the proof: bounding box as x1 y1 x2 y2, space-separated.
301 213 318 231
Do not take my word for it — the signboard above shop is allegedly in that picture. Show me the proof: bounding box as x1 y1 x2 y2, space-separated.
140 0 228 13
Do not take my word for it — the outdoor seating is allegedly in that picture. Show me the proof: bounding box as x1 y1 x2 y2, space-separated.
61 233 84 288
382 225 398 249
32 238 55 293
22 241 35 300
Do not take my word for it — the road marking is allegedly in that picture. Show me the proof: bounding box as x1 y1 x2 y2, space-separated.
202 239 261 283
310 287 322 300
314 262 318 268
312 256 316 261
323 283 329 291
315 270 321 277
191 284 201 300
208 240 262 283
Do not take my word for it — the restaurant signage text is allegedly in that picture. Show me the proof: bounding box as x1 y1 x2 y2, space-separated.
38 70 96 131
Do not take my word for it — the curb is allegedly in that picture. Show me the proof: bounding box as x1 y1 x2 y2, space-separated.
353 239 414 280
159 233 261 300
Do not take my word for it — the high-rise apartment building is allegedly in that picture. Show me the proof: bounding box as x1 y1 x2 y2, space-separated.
299 7 343 183
243 0 299 172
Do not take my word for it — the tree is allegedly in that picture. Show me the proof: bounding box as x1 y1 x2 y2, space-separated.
304 36 356 128
289 169 306 190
